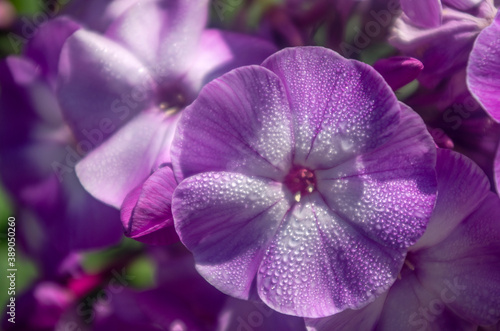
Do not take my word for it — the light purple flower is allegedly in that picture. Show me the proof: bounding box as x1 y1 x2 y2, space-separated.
306 149 500 330
170 47 437 317
58 0 277 213
467 11 500 122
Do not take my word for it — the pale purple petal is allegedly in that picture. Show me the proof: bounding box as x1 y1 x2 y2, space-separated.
120 165 178 245
57 29 156 143
76 111 178 208
305 292 389 331
262 47 400 170
218 297 306 331
172 172 291 299
24 17 81 88
400 0 442 28
184 29 277 95
373 56 423 91
258 193 405 317
105 0 208 81
412 149 490 250
315 104 437 250
171 66 293 182
467 12 500 122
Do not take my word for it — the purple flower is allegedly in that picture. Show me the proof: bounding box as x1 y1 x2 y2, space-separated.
467 11 500 122
56 0 276 243
170 47 437 317
496 144 500 193
391 0 497 90
306 149 500 330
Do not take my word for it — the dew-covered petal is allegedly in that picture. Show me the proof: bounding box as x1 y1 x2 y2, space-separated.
184 29 277 95
120 165 178 245
171 66 293 182
172 172 291 299
76 110 178 209
467 12 500 122
400 0 442 28
416 193 500 325
372 56 423 91
57 29 156 143
315 104 436 250
262 47 400 170
412 149 490 250
105 0 208 81
24 17 80 88
257 193 405 318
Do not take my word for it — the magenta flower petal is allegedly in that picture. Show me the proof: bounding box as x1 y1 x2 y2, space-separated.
120 165 178 245
258 193 405 317
400 0 443 28
171 66 293 182
76 111 177 208
105 0 208 81
467 12 500 122
316 104 436 249
373 56 424 91
57 29 156 143
184 29 278 94
496 145 500 193
443 0 484 10
173 172 291 299
262 47 400 170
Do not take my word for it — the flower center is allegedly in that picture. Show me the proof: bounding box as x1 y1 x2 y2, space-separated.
284 167 316 202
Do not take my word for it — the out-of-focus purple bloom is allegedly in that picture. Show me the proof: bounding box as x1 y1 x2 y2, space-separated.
306 149 500 330
170 47 437 317
467 12 500 122
59 0 277 223
400 0 443 28
495 144 500 193
391 0 497 90
0 17 122 276
373 56 424 90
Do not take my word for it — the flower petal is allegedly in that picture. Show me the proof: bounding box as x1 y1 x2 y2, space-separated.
24 17 81 88
372 56 423 91
120 165 178 245
57 29 156 143
412 149 490 250
262 47 400 170
443 0 484 10
184 29 277 96
258 193 405 318
400 0 442 28
76 111 178 208
171 66 293 182
315 104 437 250
105 0 208 81
172 172 291 299
495 145 500 193
467 12 500 122
417 192 500 326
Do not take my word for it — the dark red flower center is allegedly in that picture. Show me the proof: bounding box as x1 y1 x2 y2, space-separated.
284 167 316 199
